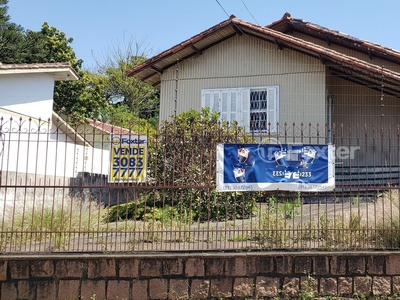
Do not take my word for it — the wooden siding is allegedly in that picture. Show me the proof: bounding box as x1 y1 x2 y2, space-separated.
159 35 326 128
327 74 400 167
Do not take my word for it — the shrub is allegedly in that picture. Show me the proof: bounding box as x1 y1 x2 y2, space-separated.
132 108 259 222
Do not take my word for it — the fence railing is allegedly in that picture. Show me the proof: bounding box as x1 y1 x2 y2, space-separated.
1 116 400 253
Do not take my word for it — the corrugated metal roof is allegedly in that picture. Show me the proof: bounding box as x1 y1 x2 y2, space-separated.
126 14 400 98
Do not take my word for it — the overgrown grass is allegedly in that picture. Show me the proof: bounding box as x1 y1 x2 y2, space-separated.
373 189 400 248
3 190 400 251
0 195 103 250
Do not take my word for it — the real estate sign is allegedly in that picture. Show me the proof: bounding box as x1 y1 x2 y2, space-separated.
109 135 147 183
216 143 335 192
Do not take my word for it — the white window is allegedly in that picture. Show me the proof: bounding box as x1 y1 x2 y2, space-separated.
201 86 279 132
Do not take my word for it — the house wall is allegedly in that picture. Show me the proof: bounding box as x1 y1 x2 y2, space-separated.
159 35 327 130
76 123 111 175
0 74 54 120
0 115 109 179
0 117 81 179
326 73 400 166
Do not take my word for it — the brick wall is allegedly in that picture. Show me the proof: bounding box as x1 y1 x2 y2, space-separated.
1 252 400 299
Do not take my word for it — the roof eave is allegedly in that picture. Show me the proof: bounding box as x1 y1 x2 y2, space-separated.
127 16 400 91
125 16 238 80
0 63 79 81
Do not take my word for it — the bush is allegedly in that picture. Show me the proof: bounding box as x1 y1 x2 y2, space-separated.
108 108 261 222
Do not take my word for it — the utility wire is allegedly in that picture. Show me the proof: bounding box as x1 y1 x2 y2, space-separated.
241 0 259 25
215 0 230 18
215 0 275 52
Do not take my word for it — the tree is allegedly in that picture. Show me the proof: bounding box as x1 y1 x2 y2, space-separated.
94 37 160 120
0 0 25 63
19 23 108 119
1 3 157 122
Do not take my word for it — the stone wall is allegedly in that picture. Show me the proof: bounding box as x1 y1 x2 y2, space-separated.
1 252 400 299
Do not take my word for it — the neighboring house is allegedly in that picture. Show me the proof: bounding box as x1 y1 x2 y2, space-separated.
127 13 400 169
0 63 83 180
0 63 136 205
76 119 134 175
0 63 102 203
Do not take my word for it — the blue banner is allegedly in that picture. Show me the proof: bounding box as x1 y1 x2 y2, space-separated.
217 143 335 192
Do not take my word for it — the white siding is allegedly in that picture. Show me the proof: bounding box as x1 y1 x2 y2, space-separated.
0 114 109 179
0 74 54 120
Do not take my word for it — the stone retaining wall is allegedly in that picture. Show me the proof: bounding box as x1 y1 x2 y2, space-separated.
1 252 400 299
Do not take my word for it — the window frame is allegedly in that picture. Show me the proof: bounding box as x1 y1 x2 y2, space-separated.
201 86 279 133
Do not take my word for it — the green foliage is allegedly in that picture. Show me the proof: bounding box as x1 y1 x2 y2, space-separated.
107 108 258 223
147 108 257 221
0 0 25 63
91 103 157 135
94 40 160 119
105 201 146 222
320 211 367 249
297 272 317 300
3 197 103 250
257 205 293 247
268 192 302 219
106 201 192 226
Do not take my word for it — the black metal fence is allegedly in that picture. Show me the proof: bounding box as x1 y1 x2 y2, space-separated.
1 115 400 253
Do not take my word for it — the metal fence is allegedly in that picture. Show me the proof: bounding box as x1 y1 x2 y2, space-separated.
1 115 400 253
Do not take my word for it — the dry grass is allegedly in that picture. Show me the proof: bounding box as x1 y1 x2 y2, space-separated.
2 190 400 252
0 195 103 251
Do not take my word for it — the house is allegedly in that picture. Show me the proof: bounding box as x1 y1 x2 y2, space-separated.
126 13 400 176
0 63 144 205
0 63 83 179
0 63 99 204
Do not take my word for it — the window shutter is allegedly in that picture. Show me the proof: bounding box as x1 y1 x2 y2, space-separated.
202 91 211 108
267 87 278 128
212 92 220 113
202 90 220 113
241 89 251 130
220 90 241 125
230 91 238 125
221 91 229 122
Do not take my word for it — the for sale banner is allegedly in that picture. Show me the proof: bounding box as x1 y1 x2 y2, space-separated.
217 143 335 192
109 135 147 183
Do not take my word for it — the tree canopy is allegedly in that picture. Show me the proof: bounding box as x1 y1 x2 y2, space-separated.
0 0 159 124
0 0 25 64
94 38 159 120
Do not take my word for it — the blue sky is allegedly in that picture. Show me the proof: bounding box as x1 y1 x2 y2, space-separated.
8 0 400 70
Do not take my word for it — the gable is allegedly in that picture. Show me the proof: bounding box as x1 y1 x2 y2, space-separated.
161 35 324 82
158 35 326 125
